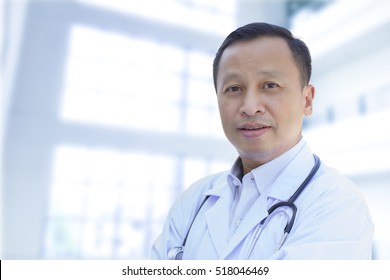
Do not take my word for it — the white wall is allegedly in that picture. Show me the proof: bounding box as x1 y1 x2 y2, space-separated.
0 0 4 259
294 0 390 259
1 0 29 259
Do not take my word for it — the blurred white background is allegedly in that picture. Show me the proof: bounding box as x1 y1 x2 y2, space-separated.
1 0 389 259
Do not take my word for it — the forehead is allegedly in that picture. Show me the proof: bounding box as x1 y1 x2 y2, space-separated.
218 36 298 78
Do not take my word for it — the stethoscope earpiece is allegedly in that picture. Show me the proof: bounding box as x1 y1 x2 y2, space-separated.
167 246 184 260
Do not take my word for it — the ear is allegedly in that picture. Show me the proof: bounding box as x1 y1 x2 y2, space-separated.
303 85 315 116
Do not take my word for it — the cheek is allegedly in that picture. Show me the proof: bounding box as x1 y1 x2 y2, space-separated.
219 110 234 131
218 100 236 123
269 98 303 128
277 103 305 133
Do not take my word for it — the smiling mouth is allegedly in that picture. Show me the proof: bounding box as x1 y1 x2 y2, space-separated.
238 123 270 130
239 126 267 130
238 123 271 138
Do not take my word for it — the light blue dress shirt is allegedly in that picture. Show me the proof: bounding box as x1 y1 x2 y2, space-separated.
151 138 374 259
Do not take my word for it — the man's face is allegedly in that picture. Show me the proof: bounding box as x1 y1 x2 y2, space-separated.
216 36 314 173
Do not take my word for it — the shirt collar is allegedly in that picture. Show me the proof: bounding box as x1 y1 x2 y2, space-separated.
227 137 308 195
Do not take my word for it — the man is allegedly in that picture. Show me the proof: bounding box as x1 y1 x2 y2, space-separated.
151 22 374 259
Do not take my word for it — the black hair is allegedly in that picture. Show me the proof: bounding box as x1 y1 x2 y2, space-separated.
212 22 312 91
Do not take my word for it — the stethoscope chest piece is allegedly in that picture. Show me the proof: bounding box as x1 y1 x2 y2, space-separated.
167 246 184 260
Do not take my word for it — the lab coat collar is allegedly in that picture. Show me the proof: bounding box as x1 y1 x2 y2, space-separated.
249 138 309 199
203 139 316 259
266 145 315 201
204 171 230 198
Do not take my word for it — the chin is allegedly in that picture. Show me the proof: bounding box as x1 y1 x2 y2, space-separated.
237 148 274 163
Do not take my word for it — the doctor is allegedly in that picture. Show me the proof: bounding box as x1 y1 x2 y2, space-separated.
151 22 374 259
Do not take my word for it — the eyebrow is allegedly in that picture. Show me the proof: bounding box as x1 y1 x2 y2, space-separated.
220 70 283 85
219 72 241 86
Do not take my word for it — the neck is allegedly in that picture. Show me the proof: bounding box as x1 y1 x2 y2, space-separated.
241 135 303 174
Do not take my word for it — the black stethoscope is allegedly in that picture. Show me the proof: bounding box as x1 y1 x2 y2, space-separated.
167 154 321 260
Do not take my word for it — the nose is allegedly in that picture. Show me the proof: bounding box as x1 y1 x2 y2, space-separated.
239 91 265 116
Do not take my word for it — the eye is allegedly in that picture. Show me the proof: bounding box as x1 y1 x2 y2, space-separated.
224 85 243 94
263 82 279 89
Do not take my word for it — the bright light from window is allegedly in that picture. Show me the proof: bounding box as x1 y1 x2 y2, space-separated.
61 25 185 132
61 24 225 138
45 145 180 259
77 0 236 35
48 5 235 259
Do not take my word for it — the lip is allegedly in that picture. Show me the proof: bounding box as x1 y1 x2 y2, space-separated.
237 122 271 138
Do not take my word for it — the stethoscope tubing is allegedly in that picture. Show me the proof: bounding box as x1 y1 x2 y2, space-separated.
246 154 320 258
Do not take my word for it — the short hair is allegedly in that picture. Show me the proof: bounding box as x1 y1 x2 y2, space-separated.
212 22 312 90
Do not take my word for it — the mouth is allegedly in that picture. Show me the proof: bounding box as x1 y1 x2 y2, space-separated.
238 123 271 138
238 123 270 130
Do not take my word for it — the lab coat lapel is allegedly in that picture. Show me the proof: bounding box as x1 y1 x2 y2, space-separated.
220 194 269 259
204 180 232 258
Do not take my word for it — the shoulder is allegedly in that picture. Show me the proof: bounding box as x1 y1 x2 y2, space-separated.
168 171 228 216
301 162 372 220
312 163 364 199
289 161 374 257
163 171 228 236
178 171 228 207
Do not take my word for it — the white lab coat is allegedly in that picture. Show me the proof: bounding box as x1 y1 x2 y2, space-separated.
151 145 374 259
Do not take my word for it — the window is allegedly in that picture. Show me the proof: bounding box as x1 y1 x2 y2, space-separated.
45 20 232 259
61 26 184 132
45 145 179 259
78 0 236 36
